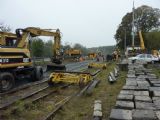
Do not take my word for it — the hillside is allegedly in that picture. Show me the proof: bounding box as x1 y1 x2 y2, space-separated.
88 45 115 55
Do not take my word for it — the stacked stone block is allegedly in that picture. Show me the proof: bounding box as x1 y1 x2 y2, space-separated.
110 62 160 120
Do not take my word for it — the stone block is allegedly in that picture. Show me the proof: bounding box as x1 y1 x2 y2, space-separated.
155 111 160 120
132 109 156 120
115 101 134 110
153 91 160 97
117 94 133 101
135 86 149 91
93 110 102 117
134 91 149 96
127 74 136 78
135 101 156 110
123 86 136 90
126 78 136 81
126 81 137 86
153 84 160 87
149 87 160 92
135 95 152 102
152 97 160 110
120 90 134 95
137 81 150 87
109 109 132 120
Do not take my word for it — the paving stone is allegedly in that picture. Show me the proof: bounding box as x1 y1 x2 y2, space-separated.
117 94 134 101
137 81 150 87
149 78 160 81
149 87 160 91
153 84 160 87
127 74 136 78
123 86 136 90
155 111 160 120
152 97 160 101
147 73 157 77
93 110 102 117
109 109 132 120
147 76 157 79
126 81 137 86
135 72 145 76
137 75 147 79
135 95 152 102
153 91 160 97
152 97 160 110
132 109 156 120
150 81 160 86
136 78 146 81
135 86 149 91
126 78 136 81
120 90 134 95
115 101 134 109
135 101 156 110
134 91 149 96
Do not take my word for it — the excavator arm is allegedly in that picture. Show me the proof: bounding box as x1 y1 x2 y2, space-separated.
138 30 145 50
15 27 62 64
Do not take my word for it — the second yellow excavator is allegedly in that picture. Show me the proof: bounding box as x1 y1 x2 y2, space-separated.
15 27 66 70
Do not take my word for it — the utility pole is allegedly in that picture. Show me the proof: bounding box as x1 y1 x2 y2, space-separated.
132 0 135 48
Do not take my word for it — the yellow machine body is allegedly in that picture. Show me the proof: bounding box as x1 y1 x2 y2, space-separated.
88 53 97 59
49 72 92 85
0 31 17 46
65 49 81 56
0 48 32 68
88 62 107 69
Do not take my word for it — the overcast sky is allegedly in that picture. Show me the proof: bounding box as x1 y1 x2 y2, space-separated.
0 0 160 48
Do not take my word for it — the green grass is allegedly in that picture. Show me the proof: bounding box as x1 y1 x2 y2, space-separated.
148 64 160 78
53 62 127 120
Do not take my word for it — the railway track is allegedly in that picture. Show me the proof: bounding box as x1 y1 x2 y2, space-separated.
0 60 98 120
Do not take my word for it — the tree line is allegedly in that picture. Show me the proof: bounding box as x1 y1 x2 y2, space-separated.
30 38 115 57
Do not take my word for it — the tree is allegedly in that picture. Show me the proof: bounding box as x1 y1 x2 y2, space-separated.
0 22 11 32
31 38 44 57
144 31 160 50
43 40 53 57
115 5 160 50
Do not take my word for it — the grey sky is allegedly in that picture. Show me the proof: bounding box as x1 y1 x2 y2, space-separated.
0 0 160 48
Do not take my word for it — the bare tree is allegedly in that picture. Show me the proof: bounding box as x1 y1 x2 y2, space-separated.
0 22 11 32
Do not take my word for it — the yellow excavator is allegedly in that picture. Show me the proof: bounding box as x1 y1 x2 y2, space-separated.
65 49 82 61
0 27 65 92
15 27 66 70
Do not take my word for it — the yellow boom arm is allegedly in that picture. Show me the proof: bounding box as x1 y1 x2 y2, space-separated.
15 27 61 58
138 30 145 50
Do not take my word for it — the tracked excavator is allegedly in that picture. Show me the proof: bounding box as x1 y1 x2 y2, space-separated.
0 27 65 92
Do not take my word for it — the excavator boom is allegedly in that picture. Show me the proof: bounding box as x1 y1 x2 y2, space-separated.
138 30 145 50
